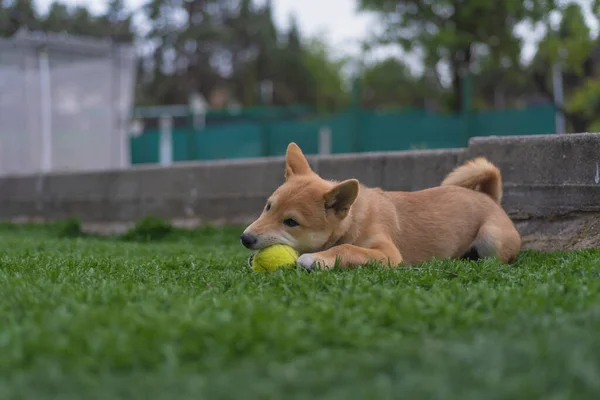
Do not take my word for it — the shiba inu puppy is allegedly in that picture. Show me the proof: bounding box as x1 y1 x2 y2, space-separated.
240 143 521 270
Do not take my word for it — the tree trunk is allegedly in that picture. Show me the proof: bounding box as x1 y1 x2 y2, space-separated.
452 65 462 112
451 45 473 112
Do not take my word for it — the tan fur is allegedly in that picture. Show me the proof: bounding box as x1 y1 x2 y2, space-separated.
241 143 521 270
440 156 503 204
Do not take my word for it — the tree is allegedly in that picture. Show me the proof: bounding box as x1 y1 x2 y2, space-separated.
0 1 11 37
140 0 224 104
271 16 311 104
1 0 38 36
134 0 349 109
103 0 134 42
302 35 349 112
41 2 70 33
360 57 430 109
358 0 559 111
225 0 279 105
472 53 539 109
530 2 600 132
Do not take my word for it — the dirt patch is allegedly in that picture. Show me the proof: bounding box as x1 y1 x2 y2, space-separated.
516 213 600 252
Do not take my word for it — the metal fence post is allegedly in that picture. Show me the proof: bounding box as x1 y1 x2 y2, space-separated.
461 68 473 145
350 77 361 153
159 115 173 166
552 57 566 134
189 93 207 161
319 126 332 155
38 47 52 173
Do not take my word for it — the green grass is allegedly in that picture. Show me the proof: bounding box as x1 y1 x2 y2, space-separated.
1 222 600 399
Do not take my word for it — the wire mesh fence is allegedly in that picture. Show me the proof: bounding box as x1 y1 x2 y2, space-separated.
0 29 136 176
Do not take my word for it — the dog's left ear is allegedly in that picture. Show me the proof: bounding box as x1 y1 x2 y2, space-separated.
285 142 312 180
324 179 359 218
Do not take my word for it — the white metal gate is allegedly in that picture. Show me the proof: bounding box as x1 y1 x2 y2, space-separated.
0 29 136 176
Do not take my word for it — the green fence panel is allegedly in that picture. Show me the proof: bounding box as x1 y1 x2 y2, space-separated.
170 123 263 162
130 104 557 164
473 104 556 137
330 111 357 154
130 129 159 164
194 123 263 161
172 127 195 162
359 110 464 151
268 119 322 156
267 112 356 156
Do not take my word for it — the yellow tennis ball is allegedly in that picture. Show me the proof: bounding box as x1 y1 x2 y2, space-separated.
249 244 299 273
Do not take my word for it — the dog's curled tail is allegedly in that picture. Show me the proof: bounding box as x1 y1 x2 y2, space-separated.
441 157 503 204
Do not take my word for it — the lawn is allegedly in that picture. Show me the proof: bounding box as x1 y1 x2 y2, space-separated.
1 221 600 399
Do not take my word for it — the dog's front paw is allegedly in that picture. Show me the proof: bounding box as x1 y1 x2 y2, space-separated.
297 253 334 271
297 254 318 270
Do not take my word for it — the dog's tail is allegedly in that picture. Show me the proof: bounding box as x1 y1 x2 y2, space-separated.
441 157 502 204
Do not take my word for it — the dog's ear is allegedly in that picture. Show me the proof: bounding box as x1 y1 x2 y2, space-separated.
324 179 359 218
285 142 312 180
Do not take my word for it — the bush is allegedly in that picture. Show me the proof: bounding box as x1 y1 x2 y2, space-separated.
121 215 173 242
55 217 83 238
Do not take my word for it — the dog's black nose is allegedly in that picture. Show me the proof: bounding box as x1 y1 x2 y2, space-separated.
240 233 257 248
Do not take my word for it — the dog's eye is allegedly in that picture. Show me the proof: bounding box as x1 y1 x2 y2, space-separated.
265 202 271 212
283 218 299 228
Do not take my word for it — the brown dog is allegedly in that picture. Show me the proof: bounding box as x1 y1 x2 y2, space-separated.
240 142 521 270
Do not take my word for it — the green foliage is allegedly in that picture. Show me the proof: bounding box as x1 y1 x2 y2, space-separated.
361 57 429 109
358 0 559 110
54 217 83 238
530 2 600 132
537 4 594 72
1 0 136 41
121 215 173 242
6 0 600 121
137 0 349 110
0 0 37 37
471 53 537 110
1 225 600 397
302 35 350 112
3 0 350 110
568 78 600 132
359 0 600 130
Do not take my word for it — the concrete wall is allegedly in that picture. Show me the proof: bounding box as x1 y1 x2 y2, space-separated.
464 133 600 218
1 133 599 251
0 148 463 226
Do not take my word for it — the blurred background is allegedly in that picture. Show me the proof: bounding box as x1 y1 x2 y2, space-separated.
0 0 598 175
